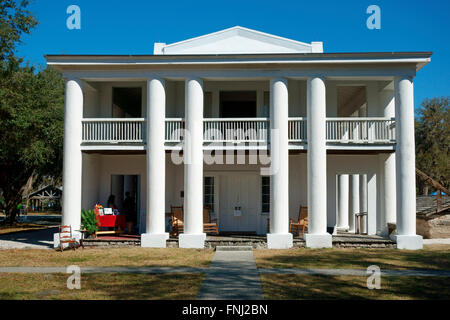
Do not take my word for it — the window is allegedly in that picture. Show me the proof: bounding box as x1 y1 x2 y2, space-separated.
204 177 214 212
262 176 270 213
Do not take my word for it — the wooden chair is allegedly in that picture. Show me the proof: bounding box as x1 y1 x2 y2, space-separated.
203 206 218 235
289 206 308 236
58 225 78 252
170 206 184 236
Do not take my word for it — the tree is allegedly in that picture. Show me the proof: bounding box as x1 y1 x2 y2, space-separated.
0 0 37 67
0 65 64 224
0 1 64 224
415 97 450 194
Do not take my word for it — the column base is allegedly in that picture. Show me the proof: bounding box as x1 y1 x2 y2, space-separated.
394 235 423 250
304 233 332 248
141 233 169 248
336 226 349 232
179 233 206 248
53 231 81 249
267 233 293 249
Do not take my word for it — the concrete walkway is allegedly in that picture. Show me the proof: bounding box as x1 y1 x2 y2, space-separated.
197 249 264 300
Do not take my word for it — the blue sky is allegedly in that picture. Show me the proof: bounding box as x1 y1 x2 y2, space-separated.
16 0 449 111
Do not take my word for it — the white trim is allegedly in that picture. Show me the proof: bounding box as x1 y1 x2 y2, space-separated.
47 57 430 66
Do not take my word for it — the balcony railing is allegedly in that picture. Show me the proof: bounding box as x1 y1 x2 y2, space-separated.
288 118 307 142
203 118 269 143
82 118 145 143
82 117 396 145
326 118 396 143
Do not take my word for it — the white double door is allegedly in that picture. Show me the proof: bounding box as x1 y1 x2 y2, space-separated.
218 172 260 233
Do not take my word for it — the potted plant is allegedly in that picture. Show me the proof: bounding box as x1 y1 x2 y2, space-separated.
81 209 100 238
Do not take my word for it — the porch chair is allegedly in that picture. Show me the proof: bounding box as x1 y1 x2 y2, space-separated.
58 225 78 252
170 205 184 236
203 206 219 235
289 206 308 236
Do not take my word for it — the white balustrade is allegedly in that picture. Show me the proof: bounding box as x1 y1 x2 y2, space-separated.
288 117 307 141
82 118 145 143
203 118 269 143
81 117 395 145
326 118 395 143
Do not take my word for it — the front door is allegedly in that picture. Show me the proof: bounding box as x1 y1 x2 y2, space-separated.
219 173 259 233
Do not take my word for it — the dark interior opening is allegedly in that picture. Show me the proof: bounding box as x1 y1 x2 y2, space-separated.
112 87 142 118
220 91 257 118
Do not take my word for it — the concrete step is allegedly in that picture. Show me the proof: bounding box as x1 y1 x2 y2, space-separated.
215 245 253 251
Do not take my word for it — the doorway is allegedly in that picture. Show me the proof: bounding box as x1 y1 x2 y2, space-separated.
110 174 140 233
220 91 257 118
219 173 259 233
112 87 142 118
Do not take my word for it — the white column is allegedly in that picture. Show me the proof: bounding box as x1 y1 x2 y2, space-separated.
141 78 169 247
359 174 368 234
267 78 292 249
180 78 206 248
337 174 349 231
349 174 360 233
384 153 397 225
394 76 422 249
305 76 332 248
54 79 83 248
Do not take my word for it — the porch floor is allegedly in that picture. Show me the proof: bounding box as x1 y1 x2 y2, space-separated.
82 232 395 248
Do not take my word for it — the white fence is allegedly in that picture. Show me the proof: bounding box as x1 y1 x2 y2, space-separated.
203 118 269 142
82 118 145 143
326 118 396 143
82 117 396 144
288 118 307 142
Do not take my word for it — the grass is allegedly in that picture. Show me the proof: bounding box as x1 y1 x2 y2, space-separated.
0 247 215 268
0 273 204 300
260 274 450 299
254 244 450 271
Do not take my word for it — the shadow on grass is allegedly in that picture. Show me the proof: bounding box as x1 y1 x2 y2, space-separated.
260 274 450 300
255 248 450 271
0 273 205 300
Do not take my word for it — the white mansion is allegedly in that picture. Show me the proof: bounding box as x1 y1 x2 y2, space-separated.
47 26 431 250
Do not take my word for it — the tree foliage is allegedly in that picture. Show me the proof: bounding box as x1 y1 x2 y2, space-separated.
0 0 64 224
0 65 64 223
415 97 450 193
0 0 37 66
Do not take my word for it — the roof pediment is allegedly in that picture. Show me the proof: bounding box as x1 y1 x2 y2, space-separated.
154 26 323 55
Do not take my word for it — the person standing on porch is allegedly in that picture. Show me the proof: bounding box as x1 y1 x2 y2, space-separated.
123 192 136 234
107 195 117 210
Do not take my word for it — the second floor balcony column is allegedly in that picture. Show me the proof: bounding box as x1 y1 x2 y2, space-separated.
394 76 422 249
305 76 332 248
55 79 83 248
180 78 206 248
141 78 169 248
267 78 293 249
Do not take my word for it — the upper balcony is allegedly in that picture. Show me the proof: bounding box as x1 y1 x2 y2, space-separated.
79 79 397 152
81 117 395 151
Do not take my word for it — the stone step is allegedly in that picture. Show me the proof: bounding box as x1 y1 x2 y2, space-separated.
215 245 253 251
